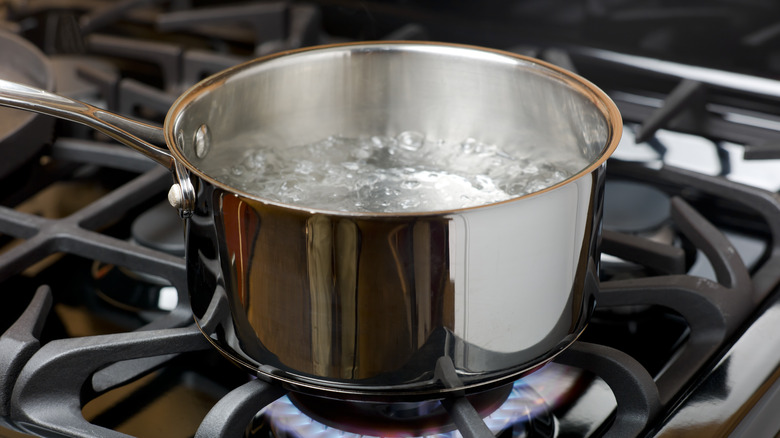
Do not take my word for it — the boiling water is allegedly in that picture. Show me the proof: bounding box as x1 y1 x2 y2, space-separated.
201 131 591 213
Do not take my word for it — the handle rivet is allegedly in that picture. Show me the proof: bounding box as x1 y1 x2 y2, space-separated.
168 184 184 209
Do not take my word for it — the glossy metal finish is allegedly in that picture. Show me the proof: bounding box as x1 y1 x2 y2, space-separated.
0 79 197 216
170 42 621 398
189 169 605 399
0 79 172 169
0 42 622 398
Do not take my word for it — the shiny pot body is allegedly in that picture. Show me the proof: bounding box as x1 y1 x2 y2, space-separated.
187 165 604 399
167 43 620 398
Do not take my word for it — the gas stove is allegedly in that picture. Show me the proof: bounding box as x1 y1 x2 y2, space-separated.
2 1 780 437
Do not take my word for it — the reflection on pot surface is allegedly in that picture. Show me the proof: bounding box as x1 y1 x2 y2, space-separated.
192 165 603 397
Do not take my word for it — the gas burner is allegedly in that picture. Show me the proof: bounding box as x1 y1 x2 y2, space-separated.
603 180 671 234
287 385 514 437
601 179 677 280
130 201 185 256
92 201 183 318
261 383 542 437
250 363 584 438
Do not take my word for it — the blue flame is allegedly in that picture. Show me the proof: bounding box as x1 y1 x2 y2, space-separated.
259 363 581 437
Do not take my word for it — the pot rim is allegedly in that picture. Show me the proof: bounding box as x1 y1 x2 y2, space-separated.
164 40 622 218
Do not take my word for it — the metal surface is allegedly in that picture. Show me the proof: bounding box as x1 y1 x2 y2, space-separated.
0 78 172 169
189 168 605 399
0 77 196 216
571 47 780 100
171 42 621 397
0 42 622 398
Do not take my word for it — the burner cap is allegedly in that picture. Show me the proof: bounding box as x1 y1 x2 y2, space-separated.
131 202 184 256
603 180 671 233
284 383 515 436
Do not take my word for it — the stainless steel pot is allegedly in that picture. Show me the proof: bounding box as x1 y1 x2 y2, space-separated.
0 42 621 400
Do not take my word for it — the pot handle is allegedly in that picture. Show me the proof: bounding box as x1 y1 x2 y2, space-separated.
0 78 195 217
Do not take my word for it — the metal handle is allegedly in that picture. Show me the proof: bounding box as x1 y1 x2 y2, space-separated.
0 78 196 217
0 78 173 169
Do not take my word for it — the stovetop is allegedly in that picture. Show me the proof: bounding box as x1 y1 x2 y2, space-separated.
3 1 780 437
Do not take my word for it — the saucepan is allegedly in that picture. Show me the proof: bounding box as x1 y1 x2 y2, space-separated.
0 41 621 401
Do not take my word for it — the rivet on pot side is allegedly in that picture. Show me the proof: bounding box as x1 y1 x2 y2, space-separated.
194 124 211 158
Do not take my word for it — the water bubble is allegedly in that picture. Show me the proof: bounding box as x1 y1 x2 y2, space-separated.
371 136 386 148
245 154 260 170
352 146 372 160
400 198 420 210
295 160 314 175
401 180 421 189
472 175 492 190
359 173 382 187
461 138 478 153
508 182 526 194
494 148 514 160
397 131 425 151
383 187 400 197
